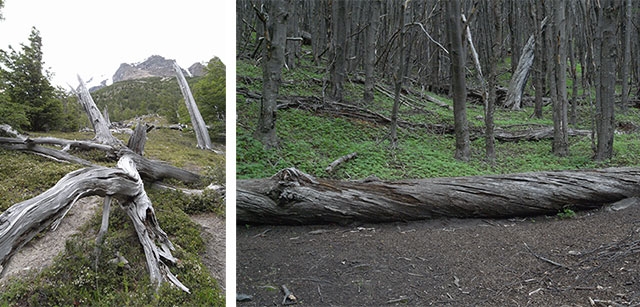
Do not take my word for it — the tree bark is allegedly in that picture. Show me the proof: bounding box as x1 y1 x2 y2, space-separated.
389 0 408 149
0 155 189 292
503 34 534 110
127 121 147 155
173 61 212 150
446 0 470 161
363 0 381 104
551 0 569 157
621 0 632 113
594 0 618 161
237 167 640 225
74 75 122 147
328 0 346 102
531 0 545 119
254 0 288 149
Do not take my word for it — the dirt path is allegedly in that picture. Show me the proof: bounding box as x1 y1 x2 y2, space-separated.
237 205 640 306
0 196 100 285
191 213 226 289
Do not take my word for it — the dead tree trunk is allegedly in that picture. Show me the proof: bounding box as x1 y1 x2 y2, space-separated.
0 155 189 292
127 121 147 155
503 34 534 110
74 75 122 146
237 167 640 225
173 61 212 150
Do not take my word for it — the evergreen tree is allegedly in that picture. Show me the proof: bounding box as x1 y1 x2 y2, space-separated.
0 27 62 131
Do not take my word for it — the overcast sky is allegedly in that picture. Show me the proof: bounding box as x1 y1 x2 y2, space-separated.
0 0 234 87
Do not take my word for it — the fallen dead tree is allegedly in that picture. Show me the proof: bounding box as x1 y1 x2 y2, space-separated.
494 126 591 142
0 76 219 294
237 167 640 225
0 155 189 292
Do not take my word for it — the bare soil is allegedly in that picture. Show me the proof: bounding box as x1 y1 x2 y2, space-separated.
191 213 226 289
237 204 640 306
0 196 100 284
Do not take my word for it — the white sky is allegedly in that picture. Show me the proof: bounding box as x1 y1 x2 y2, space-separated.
0 0 235 87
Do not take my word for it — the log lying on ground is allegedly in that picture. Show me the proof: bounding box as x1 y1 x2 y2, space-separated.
326 152 357 173
494 126 591 142
237 167 640 225
0 155 188 292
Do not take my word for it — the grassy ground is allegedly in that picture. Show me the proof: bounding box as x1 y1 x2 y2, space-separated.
237 55 640 180
0 127 225 306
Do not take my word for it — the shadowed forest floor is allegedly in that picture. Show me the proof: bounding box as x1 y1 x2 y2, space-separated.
237 204 640 306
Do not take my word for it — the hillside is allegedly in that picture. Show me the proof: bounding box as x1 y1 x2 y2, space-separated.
0 128 225 306
89 57 225 139
237 53 640 181
91 76 190 124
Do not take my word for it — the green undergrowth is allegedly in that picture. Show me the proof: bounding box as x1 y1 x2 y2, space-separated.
237 55 640 180
0 126 225 306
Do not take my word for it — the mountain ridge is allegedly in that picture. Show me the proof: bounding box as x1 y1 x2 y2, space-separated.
89 55 207 92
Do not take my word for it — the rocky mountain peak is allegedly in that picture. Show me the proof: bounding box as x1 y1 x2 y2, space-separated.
112 55 194 83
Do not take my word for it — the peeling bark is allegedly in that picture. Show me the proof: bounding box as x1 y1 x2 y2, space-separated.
237 167 640 225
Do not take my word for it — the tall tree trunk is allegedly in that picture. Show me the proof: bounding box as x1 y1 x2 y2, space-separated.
174 62 212 150
328 0 346 102
552 0 569 157
446 0 470 161
621 0 632 113
389 0 408 149
595 0 619 161
74 76 122 147
285 0 299 70
363 0 381 104
486 0 503 164
531 0 544 119
254 0 289 149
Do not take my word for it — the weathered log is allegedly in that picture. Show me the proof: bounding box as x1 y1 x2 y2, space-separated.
237 167 640 225
0 139 94 165
122 149 201 184
326 152 357 173
174 61 212 150
494 127 591 142
0 155 188 292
